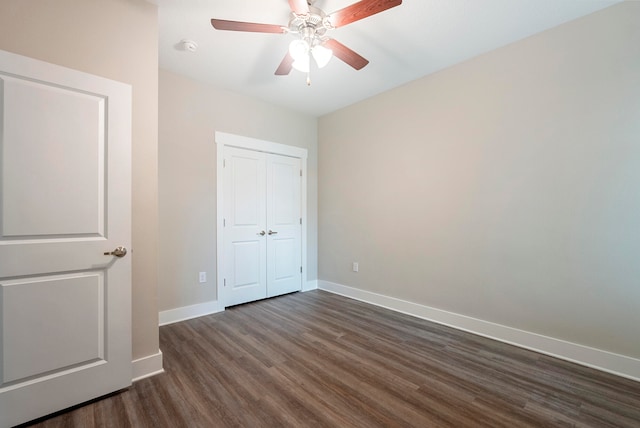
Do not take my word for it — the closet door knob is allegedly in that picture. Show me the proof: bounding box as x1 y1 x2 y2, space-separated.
104 246 127 258
257 230 266 236
268 230 278 235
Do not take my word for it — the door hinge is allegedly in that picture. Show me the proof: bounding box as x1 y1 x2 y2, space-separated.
223 218 226 227
300 266 303 273
299 218 302 225
300 169 302 177
223 159 226 168
223 278 227 287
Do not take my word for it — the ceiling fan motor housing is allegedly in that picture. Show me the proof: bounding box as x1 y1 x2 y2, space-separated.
288 6 331 47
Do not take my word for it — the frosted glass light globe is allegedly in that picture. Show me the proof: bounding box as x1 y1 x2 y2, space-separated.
292 55 310 73
289 40 309 60
312 45 332 68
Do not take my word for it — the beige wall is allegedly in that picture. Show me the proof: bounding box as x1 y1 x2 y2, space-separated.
319 2 640 359
0 0 160 360
158 69 318 311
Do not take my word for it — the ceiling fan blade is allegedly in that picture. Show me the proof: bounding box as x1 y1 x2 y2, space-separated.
328 0 402 28
275 52 295 75
324 39 369 70
288 0 310 15
211 19 285 34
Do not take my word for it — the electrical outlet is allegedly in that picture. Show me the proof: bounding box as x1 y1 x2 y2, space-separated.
352 262 359 272
199 272 207 283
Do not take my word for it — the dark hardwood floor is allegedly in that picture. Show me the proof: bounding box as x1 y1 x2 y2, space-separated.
24 290 640 427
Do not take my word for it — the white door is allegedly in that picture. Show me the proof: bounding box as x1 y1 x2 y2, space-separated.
223 147 268 306
0 50 132 427
266 154 302 297
223 147 302 306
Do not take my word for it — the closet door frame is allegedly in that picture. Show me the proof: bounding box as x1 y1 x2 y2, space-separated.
215 131 308 308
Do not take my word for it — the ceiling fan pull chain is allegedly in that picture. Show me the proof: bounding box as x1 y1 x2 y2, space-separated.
307 70 311 86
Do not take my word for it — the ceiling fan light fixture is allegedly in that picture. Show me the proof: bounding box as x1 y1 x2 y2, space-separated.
312 45 332 68
292 55 310 73
211 0 404 79
289 39 309 61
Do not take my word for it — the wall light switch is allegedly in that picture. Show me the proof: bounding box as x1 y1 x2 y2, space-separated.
352 262 359 272
199 272 207 283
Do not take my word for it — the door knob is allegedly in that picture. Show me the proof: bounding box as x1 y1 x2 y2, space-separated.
104 246 127 258
257 230 266 236
268 230 278 235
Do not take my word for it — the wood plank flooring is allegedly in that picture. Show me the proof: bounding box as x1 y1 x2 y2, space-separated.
23 290 640 427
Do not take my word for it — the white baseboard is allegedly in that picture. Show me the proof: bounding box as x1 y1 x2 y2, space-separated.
159 300 223 326
303 279 318 292
318 280 640 382
132 350 164 382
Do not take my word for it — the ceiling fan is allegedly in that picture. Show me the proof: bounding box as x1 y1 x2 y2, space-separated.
211 0 402 84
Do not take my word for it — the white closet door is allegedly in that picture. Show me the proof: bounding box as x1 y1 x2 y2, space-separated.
0 50 132 427
266 154 302 297
222 147 302 306
223 147 268 306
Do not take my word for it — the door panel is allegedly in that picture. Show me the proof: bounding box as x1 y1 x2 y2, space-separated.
223 147 267 306
271 160 296 225
1 76 104 237
232 241 261 287
1 273 104 384
0 49 131 427
266 155 302 297
273 238 297 280
232 156 263 226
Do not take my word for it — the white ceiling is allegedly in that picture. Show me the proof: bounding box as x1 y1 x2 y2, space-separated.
155 0 620 117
